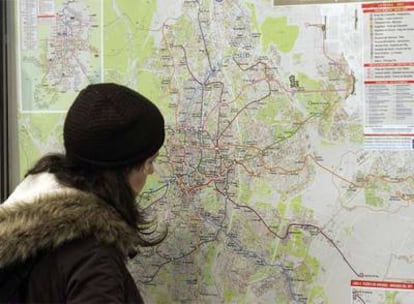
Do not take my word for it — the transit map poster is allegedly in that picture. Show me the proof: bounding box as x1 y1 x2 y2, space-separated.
14 0 414 303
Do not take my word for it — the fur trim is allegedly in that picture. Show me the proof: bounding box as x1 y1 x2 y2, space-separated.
0 190 139 267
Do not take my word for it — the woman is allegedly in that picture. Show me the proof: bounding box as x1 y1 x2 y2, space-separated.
0 83 166 303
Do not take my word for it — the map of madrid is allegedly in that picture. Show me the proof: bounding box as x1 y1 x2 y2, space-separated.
16 0 414 303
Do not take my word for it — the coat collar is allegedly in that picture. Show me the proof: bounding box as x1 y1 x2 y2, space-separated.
3 172 64 207
0 174 139 267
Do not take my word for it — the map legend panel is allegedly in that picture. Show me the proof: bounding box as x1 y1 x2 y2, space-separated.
352 280 414 303
362 1 414 150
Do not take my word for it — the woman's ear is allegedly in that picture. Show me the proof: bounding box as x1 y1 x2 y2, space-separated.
142 165 148 175
143 159 151 174
142 153 158 175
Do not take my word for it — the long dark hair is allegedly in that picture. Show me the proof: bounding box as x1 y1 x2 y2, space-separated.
26 153 166 247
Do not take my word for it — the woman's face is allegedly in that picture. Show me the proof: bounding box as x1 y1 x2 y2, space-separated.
128 153 158 195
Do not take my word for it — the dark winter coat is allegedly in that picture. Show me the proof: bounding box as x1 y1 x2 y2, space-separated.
0 187 144 303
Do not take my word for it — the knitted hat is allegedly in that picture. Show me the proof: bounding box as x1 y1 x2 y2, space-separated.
63 83 165 168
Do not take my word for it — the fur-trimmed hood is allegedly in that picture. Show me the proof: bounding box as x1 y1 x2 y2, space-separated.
0 174 139 267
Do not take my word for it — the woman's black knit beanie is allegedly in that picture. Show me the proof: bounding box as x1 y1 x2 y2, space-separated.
63 83 165 168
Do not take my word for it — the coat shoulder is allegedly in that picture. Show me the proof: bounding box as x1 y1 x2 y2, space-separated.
25 237 144 303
